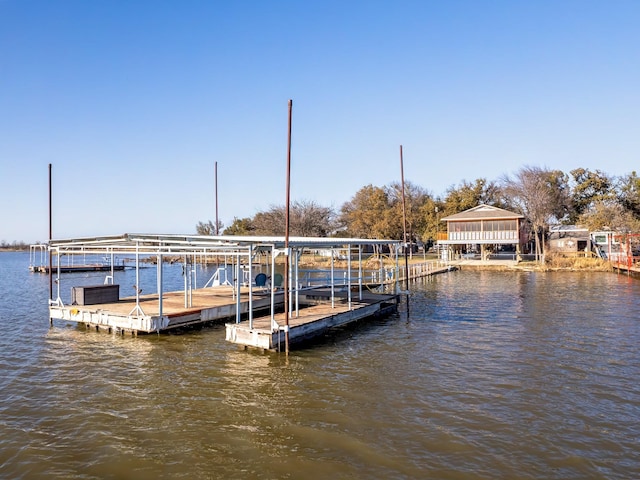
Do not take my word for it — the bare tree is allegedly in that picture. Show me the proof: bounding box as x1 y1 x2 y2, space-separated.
195 220 217 236
251 200 336 236
502 166 570 261
292 200 336 237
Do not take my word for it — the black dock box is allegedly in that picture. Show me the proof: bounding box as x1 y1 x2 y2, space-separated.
72 284 120 305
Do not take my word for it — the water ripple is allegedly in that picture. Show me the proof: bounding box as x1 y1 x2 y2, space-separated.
1 254 639 479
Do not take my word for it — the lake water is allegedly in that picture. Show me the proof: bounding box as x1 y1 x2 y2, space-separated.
1 251 639 479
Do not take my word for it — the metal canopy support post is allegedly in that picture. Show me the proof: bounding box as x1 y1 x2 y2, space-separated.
358 245 363 301
136 244 140 306
56 249 61 300
231 255 236 300
192 252 197 296
248 244 254 329
187 256 192 307
330 249 335 309
270 246 276 330
294 247 300 317
184 256 188 308
110 249 115 282
395 244 400 294
49 246 62 306
235 255 241 323
347 246 352 310
128 241 145 317
157 253 163 329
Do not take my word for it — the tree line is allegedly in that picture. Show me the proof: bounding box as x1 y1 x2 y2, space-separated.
197 166 640 255
0 240 30 250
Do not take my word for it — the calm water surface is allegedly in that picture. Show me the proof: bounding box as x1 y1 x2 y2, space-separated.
0 251 638 479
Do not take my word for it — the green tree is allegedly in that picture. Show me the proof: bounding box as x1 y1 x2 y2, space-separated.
569 168 614 222
617 171 640 219
577 200 640 232
340 185 393 239
223 217 255 235
417 197 445 246
441 178 507 217
385 181 432 245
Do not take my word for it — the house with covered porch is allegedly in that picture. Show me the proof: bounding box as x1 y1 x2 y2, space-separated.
437 204 525 262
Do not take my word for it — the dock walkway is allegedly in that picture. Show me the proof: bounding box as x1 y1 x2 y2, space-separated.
613 263 640 278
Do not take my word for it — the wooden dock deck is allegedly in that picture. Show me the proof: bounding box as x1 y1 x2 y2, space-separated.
613 263 640 278
50 286 284 334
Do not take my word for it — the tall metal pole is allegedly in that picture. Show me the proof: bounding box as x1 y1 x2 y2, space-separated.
215 161 219 235
400 145 409 289
48 163 53 300
284 99 292 354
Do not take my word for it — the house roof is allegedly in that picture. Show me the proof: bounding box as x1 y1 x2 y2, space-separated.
440 204 524 221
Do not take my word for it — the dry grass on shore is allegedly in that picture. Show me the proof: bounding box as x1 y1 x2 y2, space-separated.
543 253 613 272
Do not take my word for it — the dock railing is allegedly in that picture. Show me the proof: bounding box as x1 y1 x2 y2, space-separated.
297 260 450 287
391 260 451 284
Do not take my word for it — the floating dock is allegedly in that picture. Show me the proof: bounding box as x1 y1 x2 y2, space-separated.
47 234 407 344
45 234 458 349
51 285 283 334
226 288 399 351
31 264 126 274
29 243 126 274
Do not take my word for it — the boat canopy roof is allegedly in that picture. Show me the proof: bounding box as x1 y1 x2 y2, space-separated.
48 233 400 255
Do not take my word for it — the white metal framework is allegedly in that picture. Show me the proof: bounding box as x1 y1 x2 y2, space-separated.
48 233 401 332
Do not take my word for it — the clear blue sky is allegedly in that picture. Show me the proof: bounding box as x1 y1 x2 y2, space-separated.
2 0 639 243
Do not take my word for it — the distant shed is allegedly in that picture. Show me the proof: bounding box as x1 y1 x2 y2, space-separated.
547 226 592 256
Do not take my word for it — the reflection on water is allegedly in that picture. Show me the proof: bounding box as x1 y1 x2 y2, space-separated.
0 252 639 479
